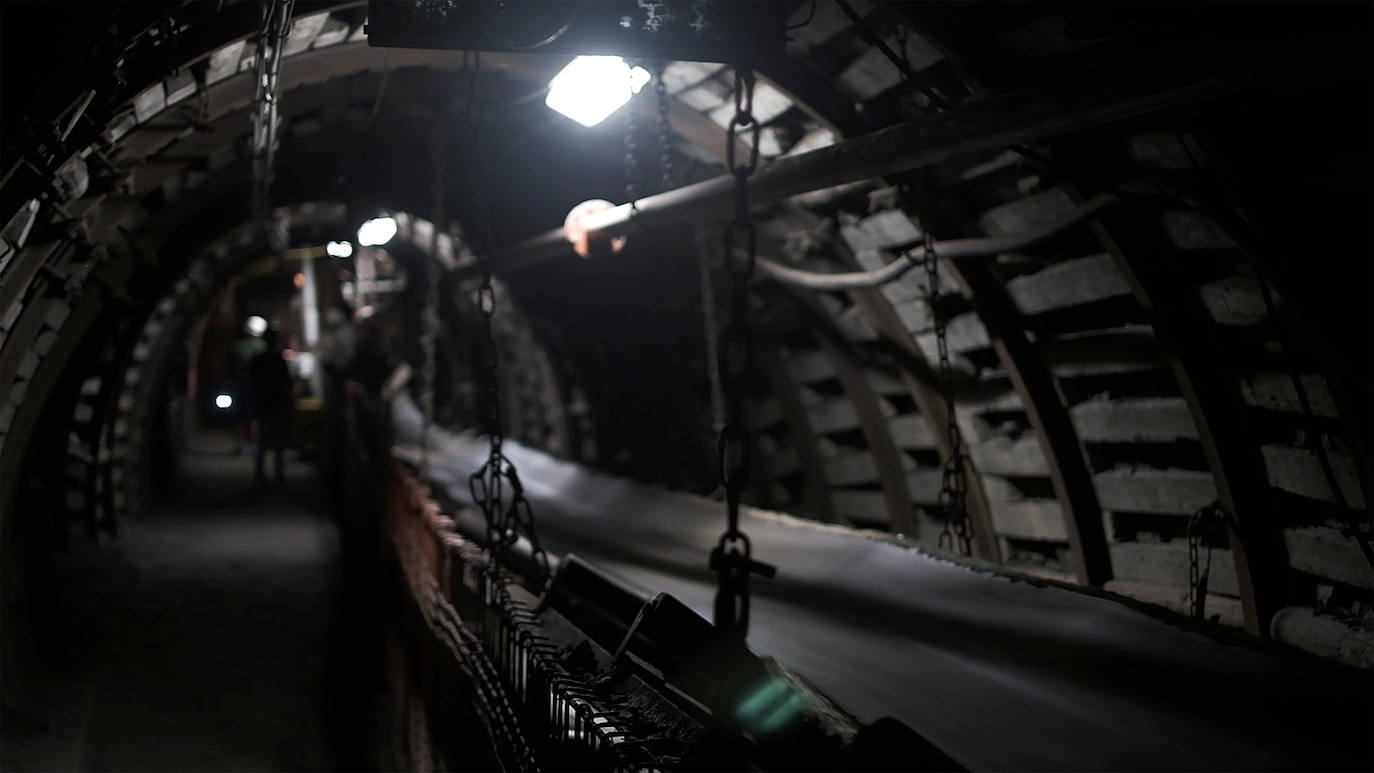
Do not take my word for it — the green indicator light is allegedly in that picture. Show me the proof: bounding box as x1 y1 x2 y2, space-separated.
735 679 790 723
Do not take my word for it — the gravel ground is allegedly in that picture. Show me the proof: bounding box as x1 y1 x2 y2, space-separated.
4 436 348 772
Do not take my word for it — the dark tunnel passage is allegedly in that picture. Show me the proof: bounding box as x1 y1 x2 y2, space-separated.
1 2 1372 771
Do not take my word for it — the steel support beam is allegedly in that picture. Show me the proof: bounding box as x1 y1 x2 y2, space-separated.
950 258 1111 585
1089 199 1286 637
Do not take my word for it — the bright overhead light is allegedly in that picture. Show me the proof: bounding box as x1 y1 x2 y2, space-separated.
244 315 268 337
546 56 651 127
215 393 234 410
357 216 397 247
326 240 354 258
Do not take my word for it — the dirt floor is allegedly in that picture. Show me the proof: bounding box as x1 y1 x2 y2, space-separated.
2 434 362 772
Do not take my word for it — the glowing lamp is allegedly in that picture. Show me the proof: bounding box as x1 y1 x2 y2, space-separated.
215 394 233 410
357 216 397 247
326 240 354 258
244 315 269 337
545 56 650 127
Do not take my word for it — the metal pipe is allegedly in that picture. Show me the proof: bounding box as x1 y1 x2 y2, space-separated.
755 193 1119 291
493 74 1222 273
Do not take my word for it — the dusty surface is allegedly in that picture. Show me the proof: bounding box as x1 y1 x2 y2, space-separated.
3 435 345 772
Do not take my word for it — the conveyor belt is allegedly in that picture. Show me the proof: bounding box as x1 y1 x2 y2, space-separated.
391 398 1371 772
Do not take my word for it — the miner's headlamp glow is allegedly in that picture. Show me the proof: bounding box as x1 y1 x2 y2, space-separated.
545 56 651 127
357 216 397 247
214 394 233 410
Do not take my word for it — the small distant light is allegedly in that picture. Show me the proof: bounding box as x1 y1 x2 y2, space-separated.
326 240 354 258
215 393 233 409
546 56 651 127
357 216 397 247
245 315 269 337
294 272 306 288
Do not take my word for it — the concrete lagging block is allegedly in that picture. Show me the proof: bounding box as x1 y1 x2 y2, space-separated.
1109 540 1240 597
1070 397 1198 443
970 435 1049 477
989 497 1067 542
978 187 1077 236
1262 444 1365 510
1284 526 1374 590
1094 467 1217 515
1161 210 1236 250
1199 276 1269 326
1241 373 1338 419
808 400 861 435
889 415 934 449
1005 253 1132 315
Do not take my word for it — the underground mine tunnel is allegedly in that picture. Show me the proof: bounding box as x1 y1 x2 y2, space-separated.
1 1 1371 770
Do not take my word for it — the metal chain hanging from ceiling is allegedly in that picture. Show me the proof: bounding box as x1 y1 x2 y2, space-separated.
462 52 550 584
924 230 974 557
624 60 642 220
654 61 674 193
710 67 775 641
249 0 294 242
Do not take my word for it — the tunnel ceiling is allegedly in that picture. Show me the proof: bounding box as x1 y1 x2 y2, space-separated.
1 0 1371 660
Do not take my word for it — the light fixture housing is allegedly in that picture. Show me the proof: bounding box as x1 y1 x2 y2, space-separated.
326 240 354 258
545 56 651 127
357 216 397 247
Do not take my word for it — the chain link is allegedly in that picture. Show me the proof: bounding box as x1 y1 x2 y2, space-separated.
624 60 642 221
462 52 551 584
1187 501 1223 619
654 61 674 191
925 230 973 556
711 67 775 641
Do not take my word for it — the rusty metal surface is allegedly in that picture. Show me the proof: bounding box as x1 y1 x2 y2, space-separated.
391 396 1371 772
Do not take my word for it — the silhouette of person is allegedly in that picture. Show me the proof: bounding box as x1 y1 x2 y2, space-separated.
246 328 294 485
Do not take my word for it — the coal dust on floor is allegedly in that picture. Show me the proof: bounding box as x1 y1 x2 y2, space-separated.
2 434 380 772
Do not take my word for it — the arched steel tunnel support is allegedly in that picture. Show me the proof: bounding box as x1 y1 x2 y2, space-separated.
1089 200 1287 637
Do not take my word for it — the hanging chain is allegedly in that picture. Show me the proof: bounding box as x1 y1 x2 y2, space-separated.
925 231 973 556
249 0 293 237
462 52 551 584
624 60 642 220
1188 501 1224 619
654 61 675 192
419 114 445 482
710 67 775 641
